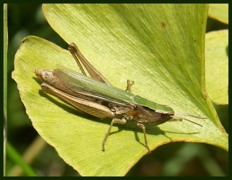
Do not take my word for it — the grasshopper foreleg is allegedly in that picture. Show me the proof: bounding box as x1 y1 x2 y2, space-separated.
137 123 151 153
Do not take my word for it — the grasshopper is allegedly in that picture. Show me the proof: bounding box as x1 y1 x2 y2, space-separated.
35 43 202 153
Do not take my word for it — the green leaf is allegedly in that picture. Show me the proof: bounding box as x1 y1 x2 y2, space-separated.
6 142 37 176
205 30 228 105
4 4 8 176
209 4 228 24
12 4 228 176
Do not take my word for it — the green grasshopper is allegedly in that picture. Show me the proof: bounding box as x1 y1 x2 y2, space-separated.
35 43 202 153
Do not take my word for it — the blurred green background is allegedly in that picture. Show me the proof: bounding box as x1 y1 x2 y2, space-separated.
5 4 228 176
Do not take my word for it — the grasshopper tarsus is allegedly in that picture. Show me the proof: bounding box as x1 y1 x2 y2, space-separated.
101 147 105 152
102 124 112 152
126 80 134 92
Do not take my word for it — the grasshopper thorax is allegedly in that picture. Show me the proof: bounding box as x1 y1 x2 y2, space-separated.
134 105 173 126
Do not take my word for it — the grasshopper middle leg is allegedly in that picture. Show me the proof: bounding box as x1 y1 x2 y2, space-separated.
102 118 127 151
125 80 134 92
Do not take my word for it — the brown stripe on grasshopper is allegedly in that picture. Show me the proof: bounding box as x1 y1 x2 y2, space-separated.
40 82 115 119
35 69 97 102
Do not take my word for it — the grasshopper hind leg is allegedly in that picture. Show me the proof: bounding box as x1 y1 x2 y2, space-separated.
68 43 111 85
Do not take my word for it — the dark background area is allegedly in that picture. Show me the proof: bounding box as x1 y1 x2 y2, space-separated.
6 4 228 176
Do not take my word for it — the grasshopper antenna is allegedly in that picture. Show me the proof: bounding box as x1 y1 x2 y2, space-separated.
170 113 206 127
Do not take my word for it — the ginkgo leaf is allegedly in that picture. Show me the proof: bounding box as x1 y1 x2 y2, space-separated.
205 30 228 105
13 4 228 176
209 4 228 24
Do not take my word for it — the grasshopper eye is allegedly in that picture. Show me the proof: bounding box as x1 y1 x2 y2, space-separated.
110 108 116 113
